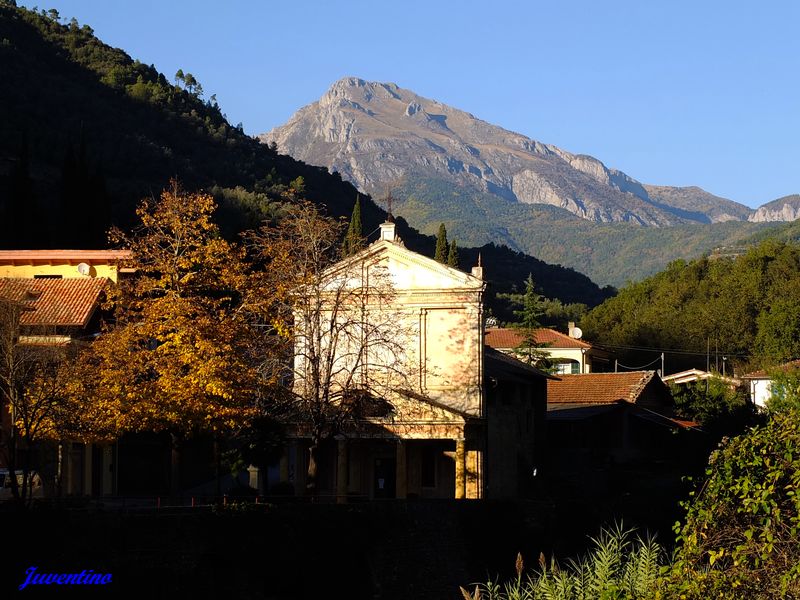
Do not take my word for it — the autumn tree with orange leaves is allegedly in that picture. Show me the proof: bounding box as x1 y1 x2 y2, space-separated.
66 183 413 500
70 181 284 499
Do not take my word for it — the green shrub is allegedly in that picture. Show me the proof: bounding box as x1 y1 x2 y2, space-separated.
666 411 800 598
464 523 666 600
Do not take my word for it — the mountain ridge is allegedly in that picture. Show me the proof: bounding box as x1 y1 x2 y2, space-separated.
261 77 798 286
264 77 797 227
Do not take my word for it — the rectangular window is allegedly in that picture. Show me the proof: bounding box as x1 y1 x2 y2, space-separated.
555 361 581 375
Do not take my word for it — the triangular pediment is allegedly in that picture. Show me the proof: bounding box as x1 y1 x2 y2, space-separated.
332 239 484 293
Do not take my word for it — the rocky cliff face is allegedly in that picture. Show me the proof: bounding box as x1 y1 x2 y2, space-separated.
262 78 792 227
749 195 800 222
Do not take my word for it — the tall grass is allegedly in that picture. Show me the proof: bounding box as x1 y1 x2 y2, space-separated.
462 523 666 600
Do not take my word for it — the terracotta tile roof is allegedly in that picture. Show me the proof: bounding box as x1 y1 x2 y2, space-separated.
743 359 800 379
485 327 591 350
0 278 108 327
547 371 657 405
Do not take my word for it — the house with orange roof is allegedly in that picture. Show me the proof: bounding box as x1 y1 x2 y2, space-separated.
0 277 108 343
484 324 612 374
546 371 698 464
543 371 704 529
0 250 130 499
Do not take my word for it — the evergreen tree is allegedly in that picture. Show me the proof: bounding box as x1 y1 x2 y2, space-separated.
343 195 364 256
447 239 459 268
434 223 448 263
516 274 545 330
183 73 202 97
513 274 549 367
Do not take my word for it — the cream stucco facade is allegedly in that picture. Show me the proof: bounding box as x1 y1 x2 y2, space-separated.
280 222 548 500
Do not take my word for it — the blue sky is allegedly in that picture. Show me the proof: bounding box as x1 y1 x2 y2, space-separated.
21 1 800 207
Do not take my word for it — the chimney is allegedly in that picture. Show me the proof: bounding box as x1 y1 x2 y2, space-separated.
471 253 484 280
379 221 396 242
568 322 575 335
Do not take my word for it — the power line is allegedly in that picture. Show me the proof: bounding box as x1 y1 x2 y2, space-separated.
615 354 663 371
594 341 752 358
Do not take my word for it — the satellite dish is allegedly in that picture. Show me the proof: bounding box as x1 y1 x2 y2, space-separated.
77 262 91 276
570 327 583 339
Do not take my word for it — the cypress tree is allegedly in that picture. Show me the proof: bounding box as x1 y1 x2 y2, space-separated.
434 223 448 263
343 195 364 256
447 239 459 268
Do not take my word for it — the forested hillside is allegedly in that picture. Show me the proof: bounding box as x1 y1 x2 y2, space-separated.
0 3 367 240
582 240 800 373
0 3 610 306
393 177 775 287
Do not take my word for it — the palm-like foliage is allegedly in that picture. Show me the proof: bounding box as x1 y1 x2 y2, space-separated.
464 524 666 600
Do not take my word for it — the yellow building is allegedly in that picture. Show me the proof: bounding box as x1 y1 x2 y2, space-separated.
0 250 130 498
485 326 612 374
277 222 550 500
0 249 130 282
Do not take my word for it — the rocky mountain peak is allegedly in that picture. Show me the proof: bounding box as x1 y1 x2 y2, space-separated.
322 77 401 106
262 78 792 228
